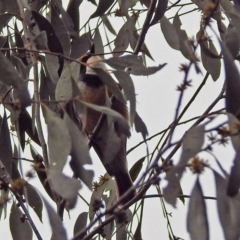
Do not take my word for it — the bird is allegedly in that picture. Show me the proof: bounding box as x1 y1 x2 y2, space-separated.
77 49 135 204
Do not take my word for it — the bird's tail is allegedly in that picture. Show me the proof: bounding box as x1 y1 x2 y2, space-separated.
114 171 136 205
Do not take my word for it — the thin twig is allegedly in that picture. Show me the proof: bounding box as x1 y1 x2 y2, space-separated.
142 194 217 200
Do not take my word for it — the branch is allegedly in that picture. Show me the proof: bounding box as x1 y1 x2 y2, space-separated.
15 0 62 215
0 160 43 240
133 0 157 55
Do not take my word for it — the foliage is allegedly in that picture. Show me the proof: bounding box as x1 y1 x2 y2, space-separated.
0 0 240 239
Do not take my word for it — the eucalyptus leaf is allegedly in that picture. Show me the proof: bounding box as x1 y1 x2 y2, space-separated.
48 169 81 209
10 202 33 240
187 178 209 240
42 196 67 240
43 106 71 171
25 183 43 222
64 112 93 189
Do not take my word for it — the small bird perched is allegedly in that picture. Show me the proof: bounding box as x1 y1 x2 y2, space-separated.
77 49 135 204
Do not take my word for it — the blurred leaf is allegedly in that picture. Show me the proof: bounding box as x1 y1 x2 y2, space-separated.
43 106 71 171
173 13 198 63
105 55 166 76
25 183 43 222
163 169 182 207
187 178 209 240
103 123 121 166
0 188 9 219
129 157 145 182
10 202 33 240
113 16 136 56
28 0 48 11
150 0 168 26
0 14 12 31
11 54 29 80
101 179 116 239
63 112 93 189
0 51 30 108
33 30 48 50
191 0 212 10
48 169 81 209
116 223 127 240
30 147 54 200
179 125 205 170
16 109 40 150
103 177 117 207
55 61 80 108
221 41 240 119
0 111 12 175
115 208 132 240
101 15 116 35
119 0 138 15
139 0 151 7
164 125 205 206
49 0 75 35
178 184 185 205
134 111 148 139
31 10 63 75
51 5 70 56
55 66 73 106
40 63 57 112
70 32 92 59
133 222 143 240
73 212 88 238
200 37 221 81
0 36 7 48
93 28 104 54
225 22 240 59
227 113 240 152
14 23 27 65
0 0 20 15
45 54 60 84
214 171 240 240
42 196 67 240
113 70 136 124
90 0 114 18
227 149 240 197
67 0 83 32
160 15 180 50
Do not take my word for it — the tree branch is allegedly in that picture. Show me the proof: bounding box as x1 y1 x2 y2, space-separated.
133 0 157 55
